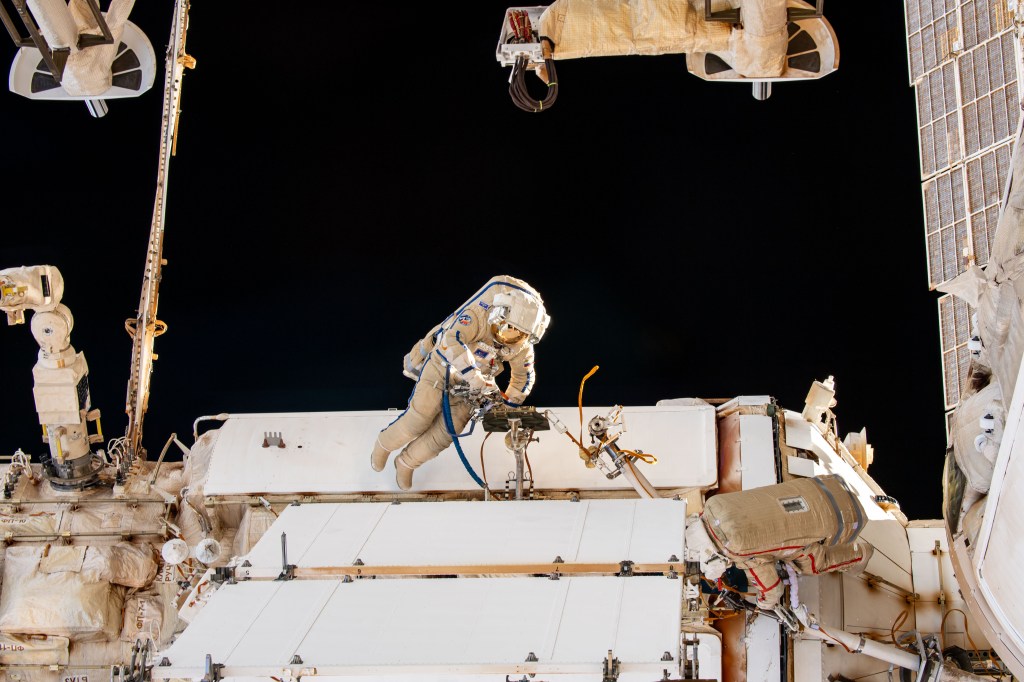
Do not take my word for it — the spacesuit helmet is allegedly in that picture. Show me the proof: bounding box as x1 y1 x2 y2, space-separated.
488 289 550 344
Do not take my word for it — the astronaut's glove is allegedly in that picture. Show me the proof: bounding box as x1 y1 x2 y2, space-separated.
465 369 498 394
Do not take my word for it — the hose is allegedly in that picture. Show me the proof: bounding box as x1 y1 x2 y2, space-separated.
509 38 558 113
442 366 486 488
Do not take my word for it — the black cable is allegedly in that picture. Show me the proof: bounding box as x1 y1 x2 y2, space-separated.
509 38 558 113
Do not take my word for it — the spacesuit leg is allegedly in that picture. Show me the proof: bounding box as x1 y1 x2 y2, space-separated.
394 397 473 489
375 377 445 456
744 563 785 610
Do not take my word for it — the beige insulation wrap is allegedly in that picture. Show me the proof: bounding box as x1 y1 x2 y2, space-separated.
0 633 69 665
60 502 168 540
702 474 866 559
950 380 1003 494
60 0 136 96
539 0 731 61
25 0 78 49
0 546 124 641
97 542 158 588
727 29 786 77
0 512 60 537
120 581 175 647
233 506 277 559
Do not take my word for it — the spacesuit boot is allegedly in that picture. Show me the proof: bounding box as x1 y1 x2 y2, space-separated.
370 438 391 472
395 454 416 491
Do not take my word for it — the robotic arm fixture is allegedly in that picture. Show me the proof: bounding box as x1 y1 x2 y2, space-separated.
1 265 104 490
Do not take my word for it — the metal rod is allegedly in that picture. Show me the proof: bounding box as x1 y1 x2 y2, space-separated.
237 561 681 580
75 0 112 48
0 2 29 45
3 531 166 540
0 497 168 505
9 0 61 79
511 418 524 500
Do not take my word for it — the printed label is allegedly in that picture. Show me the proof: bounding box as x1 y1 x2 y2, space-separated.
154 563 176 583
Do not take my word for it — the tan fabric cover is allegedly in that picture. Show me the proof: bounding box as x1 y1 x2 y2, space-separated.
94 542 158 588
59 501 166 539
702 474 866 560
0 546 124 642
25 0 78 49
538 0 731 60
232 506 277 558
0 512 61 537
0 633 70 665
950 380 1004 494
60 0 135 96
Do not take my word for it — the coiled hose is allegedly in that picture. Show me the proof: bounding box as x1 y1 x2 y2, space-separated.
510 38 558 113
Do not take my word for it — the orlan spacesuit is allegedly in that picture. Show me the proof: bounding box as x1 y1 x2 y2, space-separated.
685 474 875 612
371 275 550 490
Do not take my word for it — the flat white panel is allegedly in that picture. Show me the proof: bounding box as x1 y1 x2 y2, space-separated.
360 500 587 566
160 578 681 676
978 461 1024 643
739 415 776 490
241 500 685 570
242 504 340 568
787 455 820 477
746 615 781 682
294 504 390 567
163 582 282 663
203 405 716 496
906 523 947 553
575 501 638 563
693 632 722 682
793 638 823 682
224 581 339 667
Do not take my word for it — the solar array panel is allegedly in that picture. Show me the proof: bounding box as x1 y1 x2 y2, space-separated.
905 0 1018 418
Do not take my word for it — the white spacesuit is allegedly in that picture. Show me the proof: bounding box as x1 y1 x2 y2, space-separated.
371 275 550 490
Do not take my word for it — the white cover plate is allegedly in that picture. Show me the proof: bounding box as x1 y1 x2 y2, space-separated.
203 405 717 495
242 499 686 569
157 577 683 680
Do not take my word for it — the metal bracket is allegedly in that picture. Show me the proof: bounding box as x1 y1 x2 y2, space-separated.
787 0 824 20
276 532 296 581
704 0 823 26
618 560 634 577
211 566 236 585
262 432 286 448
602 650 620 682
202 654 223 682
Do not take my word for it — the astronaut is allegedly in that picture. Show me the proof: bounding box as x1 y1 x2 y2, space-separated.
684 511 874 613
370 275 550 490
